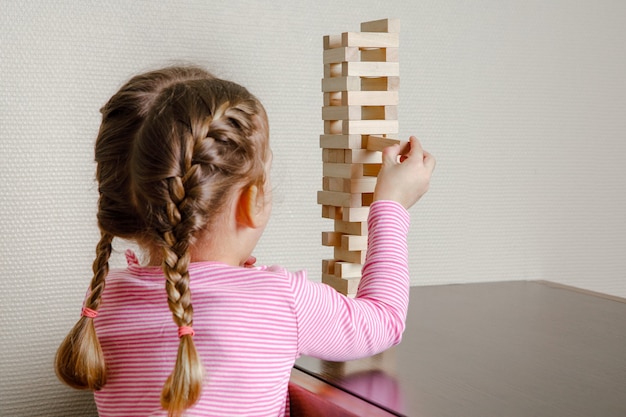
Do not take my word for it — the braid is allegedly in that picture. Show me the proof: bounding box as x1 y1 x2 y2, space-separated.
86 232 113 310
163 176 193 327
128 72 270 415
55 232 113 391
56 66 241 406
159 135 206 416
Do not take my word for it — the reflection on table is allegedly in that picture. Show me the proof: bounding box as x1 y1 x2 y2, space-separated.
294 281 626 417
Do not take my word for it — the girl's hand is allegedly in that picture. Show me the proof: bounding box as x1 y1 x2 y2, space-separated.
373 136 436 210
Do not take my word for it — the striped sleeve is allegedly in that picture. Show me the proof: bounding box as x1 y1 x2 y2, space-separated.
292 200 411 361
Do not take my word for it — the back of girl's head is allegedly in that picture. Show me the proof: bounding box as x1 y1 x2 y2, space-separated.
131 74 269 246
96 65 218 238
55 65 269 417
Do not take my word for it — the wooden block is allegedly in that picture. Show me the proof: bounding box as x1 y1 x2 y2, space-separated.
322 105 362 121
361 76 400 91
322 20 402 291
324 120 342 134
323 176 344 192
317 190 363 207
322 77 398 93
323 92 341 106
334 247 366 264
343 120 398 135
319 134 363 149
341 207 370 222
322 148 346 163
343 62 400 77
324 47 359 64
321 205 343 220
341 234 368 251
361 192 374 206
340 91 398 106
322 76 400 93
324 63 342 78
346 178 377 193
365 134 401 149
334 262 363 278
361 47 399 62
324 34 343 50
323 206 371 222
334 220 367 236
322 273 359 295
322 76 361 92
363 164 381 177
323 163 364 179
361 18 400 33
344 149 382 164
366 135 410 154
361 105 398 120
324 177 349 192
322 105 397 121
387 76 400 91
323 177 377 193
360 106 387 120
322 231 343 247
322 259 337 275
342 32 399 48
325 92 399 107
326 63 395 79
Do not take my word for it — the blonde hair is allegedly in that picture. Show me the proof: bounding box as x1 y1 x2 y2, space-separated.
55 65 269 416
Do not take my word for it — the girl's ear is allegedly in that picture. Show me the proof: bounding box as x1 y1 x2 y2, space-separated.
235 184 265 228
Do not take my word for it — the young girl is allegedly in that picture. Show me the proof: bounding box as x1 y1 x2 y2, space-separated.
55 65 435 417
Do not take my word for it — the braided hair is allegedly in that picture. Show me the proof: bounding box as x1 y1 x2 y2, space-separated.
55 66 269 417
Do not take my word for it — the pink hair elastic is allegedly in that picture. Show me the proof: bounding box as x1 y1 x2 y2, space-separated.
178 326 195 338
81 307 98 319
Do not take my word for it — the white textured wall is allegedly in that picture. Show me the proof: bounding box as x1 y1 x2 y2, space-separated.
2 1 625 415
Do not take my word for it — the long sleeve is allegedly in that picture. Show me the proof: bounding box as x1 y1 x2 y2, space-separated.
92 200 410 416
293 200 411 361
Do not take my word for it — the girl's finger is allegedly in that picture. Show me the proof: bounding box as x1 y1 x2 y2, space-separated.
382 142 402 165
405 136 424 161
423 150 436 172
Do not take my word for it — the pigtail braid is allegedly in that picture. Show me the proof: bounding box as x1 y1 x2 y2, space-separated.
127 74 270 415
55 232 113 391
160 139 205 416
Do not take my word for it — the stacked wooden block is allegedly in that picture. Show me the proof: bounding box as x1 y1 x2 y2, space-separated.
319 18 406 296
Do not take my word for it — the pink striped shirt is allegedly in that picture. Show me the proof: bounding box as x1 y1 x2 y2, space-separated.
93 200 410 416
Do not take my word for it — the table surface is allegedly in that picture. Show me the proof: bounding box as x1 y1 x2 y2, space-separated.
295 281 626 417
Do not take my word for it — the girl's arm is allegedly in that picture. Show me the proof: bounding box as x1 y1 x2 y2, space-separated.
292 199 410 360
292 137 434 360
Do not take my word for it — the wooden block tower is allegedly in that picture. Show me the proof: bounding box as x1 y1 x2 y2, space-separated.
319 18 406 296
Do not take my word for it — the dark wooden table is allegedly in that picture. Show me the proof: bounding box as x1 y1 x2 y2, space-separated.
291 281 626 417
